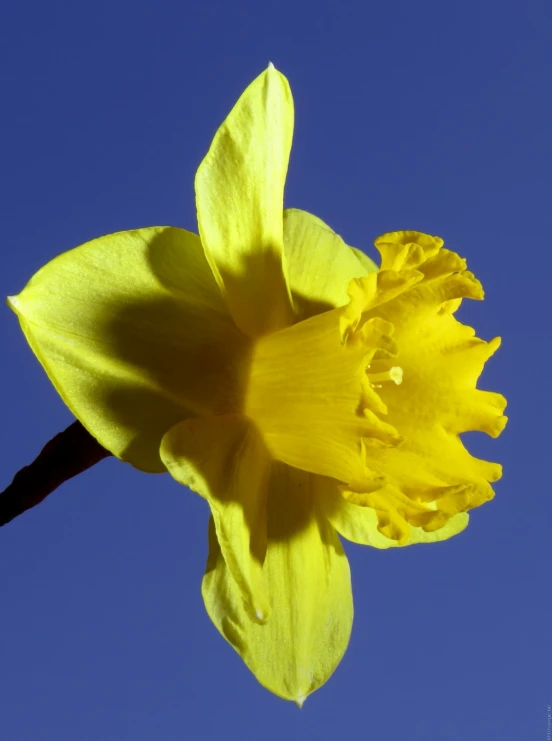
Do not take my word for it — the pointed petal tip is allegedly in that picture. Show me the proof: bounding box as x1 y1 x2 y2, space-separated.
266 61 285 78
295 695 307 709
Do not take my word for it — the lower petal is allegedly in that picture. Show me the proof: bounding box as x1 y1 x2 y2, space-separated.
161 414 272 622
202 463 353 704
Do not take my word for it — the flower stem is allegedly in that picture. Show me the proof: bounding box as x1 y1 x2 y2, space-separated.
0 421 112 527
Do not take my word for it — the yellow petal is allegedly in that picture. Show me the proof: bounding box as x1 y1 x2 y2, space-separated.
160 414 271 622
202 463 353 703
195 64 295 337
283 208 377 322
350 245 380 274
9 227 249 472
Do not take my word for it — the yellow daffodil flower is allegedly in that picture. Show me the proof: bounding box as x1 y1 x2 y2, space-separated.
8 64 507 704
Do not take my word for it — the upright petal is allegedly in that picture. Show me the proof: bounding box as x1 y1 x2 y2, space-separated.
283 209 377 322
161 414 271 621
202 463 353 704
9 227 249 472
195 65 295 337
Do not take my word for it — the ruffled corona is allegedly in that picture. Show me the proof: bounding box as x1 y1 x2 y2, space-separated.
246 230 507 544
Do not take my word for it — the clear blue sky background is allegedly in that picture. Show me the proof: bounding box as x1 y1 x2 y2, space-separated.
1 1 550 739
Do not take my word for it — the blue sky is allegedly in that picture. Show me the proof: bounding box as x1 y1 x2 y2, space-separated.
1 1 550 739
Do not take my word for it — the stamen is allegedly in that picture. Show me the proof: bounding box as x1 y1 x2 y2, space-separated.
367 366 403 387
389 366 403 385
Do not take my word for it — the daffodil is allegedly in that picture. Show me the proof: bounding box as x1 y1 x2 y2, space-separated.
8 64 507 704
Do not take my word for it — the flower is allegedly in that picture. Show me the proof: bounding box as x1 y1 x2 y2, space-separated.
8 64 507 704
